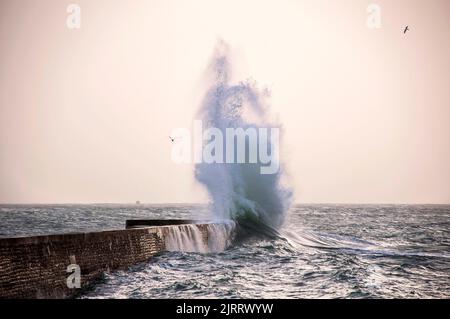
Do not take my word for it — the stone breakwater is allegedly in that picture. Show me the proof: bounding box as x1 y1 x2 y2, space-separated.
0 220 235 299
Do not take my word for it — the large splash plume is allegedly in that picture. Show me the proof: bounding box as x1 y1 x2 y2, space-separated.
195 42 293 231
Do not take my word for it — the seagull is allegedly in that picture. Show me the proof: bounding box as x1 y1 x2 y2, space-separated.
404 26 409 34
169 136 175 142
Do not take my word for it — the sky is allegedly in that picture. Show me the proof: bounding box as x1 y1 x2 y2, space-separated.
0 0 449 204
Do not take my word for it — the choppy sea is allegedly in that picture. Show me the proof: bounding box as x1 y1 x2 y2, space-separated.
1 204 449 298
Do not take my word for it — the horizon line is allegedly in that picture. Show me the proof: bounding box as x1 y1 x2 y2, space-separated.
0 202 449 206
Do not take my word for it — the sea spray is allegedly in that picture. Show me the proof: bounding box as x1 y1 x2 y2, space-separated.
195 42 293 231
164 224 207 253
207 220 236 252
164 222 236 253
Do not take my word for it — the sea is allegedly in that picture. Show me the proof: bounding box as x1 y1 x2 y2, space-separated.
0 204 449 298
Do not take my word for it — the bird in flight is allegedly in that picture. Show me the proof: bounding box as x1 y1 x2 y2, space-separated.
404 26 409 34
169 136 180 142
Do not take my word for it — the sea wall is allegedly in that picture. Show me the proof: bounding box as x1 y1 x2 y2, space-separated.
0 221 228 299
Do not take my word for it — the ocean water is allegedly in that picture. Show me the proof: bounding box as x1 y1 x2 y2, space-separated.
1 204 449 298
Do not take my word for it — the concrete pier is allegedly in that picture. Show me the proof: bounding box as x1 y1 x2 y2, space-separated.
0 220 222 299
125 219 206 228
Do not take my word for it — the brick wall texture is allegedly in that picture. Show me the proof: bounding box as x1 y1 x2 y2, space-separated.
0 224 211 299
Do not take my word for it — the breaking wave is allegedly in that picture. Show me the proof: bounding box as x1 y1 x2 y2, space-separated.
164 221 236 253
195 41 293 234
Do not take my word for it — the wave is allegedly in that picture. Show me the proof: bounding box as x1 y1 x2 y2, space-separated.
279 228 450 260
195 41 293 233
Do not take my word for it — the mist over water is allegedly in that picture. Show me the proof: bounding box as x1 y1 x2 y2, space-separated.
195 42 292 230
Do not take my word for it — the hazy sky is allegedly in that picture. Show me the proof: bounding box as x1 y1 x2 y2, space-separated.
0 0 449 204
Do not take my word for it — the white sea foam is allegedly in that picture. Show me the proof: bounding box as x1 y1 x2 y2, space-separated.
195 41 293 230
164 221 236 253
